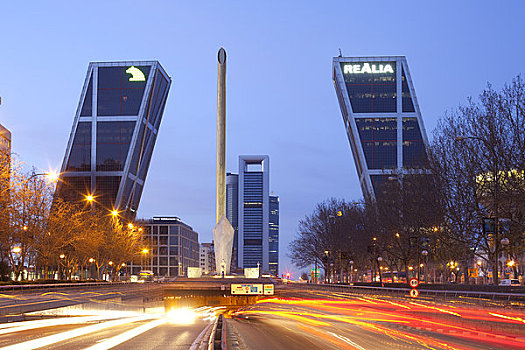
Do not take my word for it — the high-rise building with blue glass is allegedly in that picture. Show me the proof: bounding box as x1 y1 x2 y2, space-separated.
269 195 279 276
227 155 278 275
333 56 429 200
56 61 171 219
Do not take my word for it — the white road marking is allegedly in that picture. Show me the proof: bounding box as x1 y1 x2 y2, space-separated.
328 331 367 350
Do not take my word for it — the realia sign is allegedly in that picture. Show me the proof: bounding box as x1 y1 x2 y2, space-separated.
343 63 394 74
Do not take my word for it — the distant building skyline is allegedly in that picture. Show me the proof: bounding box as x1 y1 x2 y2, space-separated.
55 61 171 219
333 56 429 200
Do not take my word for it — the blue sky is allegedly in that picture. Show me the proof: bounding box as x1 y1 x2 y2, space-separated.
0 1 524 275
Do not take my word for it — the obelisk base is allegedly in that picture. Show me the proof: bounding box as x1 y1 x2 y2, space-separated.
213 215 234 276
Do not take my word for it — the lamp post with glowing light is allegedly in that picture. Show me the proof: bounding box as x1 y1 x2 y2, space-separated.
88 258 95 279
421 250 428 283
141 248 149 270
377 256 383 283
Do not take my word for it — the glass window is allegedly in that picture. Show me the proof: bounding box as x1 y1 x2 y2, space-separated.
356 118 397 169
169 247 178 255
403 118 427 168
96 121 135 171
66 122 91 172
159 236 168 245
95 176 121 209
80 74 93 116
58 176 91 203
341 61 397 113
97 66 151 116
159 257 168 265
402 68 415 113
371 175 391 196
151 73 169 128
159 226 168 235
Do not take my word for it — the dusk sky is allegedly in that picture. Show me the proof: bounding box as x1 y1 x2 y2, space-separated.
1 1 524 275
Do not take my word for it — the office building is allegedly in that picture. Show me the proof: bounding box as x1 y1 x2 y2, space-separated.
269 195 279 276
133 217 199 277
199 243 215 275
56 61 171 219
333 56 429 200
0 123 11 165
226 173 239 270
230 155 279 274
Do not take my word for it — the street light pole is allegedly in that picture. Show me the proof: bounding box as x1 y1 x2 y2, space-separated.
456 135 501 285
421 250 428 283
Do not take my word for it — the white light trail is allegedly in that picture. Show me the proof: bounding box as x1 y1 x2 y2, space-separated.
82 318 166 350
0 315 155 350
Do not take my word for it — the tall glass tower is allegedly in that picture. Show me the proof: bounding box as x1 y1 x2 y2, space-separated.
56 61 171 219
269 195 279 276
333 56 429 200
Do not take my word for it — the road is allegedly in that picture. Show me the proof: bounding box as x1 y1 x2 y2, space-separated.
228 288 525 349
0 306 217 350
0 286 524 349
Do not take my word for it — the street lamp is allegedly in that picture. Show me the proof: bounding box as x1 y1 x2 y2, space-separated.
88 258 95 280
59 254 66 280
141 248 149 270
421 250 428 283
377 257 383 283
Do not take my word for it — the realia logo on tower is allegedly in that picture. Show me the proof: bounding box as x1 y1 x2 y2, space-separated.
126 66 146 81
343 63 394 74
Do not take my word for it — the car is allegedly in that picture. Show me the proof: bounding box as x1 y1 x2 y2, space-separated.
499 279 520 286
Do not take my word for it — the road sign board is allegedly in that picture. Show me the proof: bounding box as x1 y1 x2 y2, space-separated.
231 284 263 295
409 278 419 288
263 284 274 295
410 288 419 298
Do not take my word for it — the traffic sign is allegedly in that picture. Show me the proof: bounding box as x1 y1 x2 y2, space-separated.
409 278 419 288
410 288 419 298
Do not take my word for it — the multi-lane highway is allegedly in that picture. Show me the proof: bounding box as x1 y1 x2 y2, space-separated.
0 284 524 349
228 288 525 349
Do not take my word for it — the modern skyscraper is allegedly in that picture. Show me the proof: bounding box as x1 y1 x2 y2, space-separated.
237 155 270 272
56 61 171 219
269 195 279 276
333 56 429 200
226 172 239 269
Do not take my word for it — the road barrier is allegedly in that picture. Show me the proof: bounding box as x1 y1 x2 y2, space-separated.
292 283 525 303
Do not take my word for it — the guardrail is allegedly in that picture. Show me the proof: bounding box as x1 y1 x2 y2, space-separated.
0 281 153 293
290 283 525 302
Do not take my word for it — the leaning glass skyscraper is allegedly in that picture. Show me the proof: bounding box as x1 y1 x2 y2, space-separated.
56 61 171 219
333 56 429 200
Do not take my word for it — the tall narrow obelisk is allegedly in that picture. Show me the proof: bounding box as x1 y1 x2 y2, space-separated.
217 47 226 222
213 47 234 276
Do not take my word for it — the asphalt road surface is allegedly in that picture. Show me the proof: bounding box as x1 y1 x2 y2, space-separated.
228 288 525 350
0 287 523 349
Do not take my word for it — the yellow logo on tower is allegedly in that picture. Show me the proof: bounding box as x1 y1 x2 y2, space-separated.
126 66 146 82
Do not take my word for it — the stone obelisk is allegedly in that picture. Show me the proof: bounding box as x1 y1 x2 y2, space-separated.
213 47 234 276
